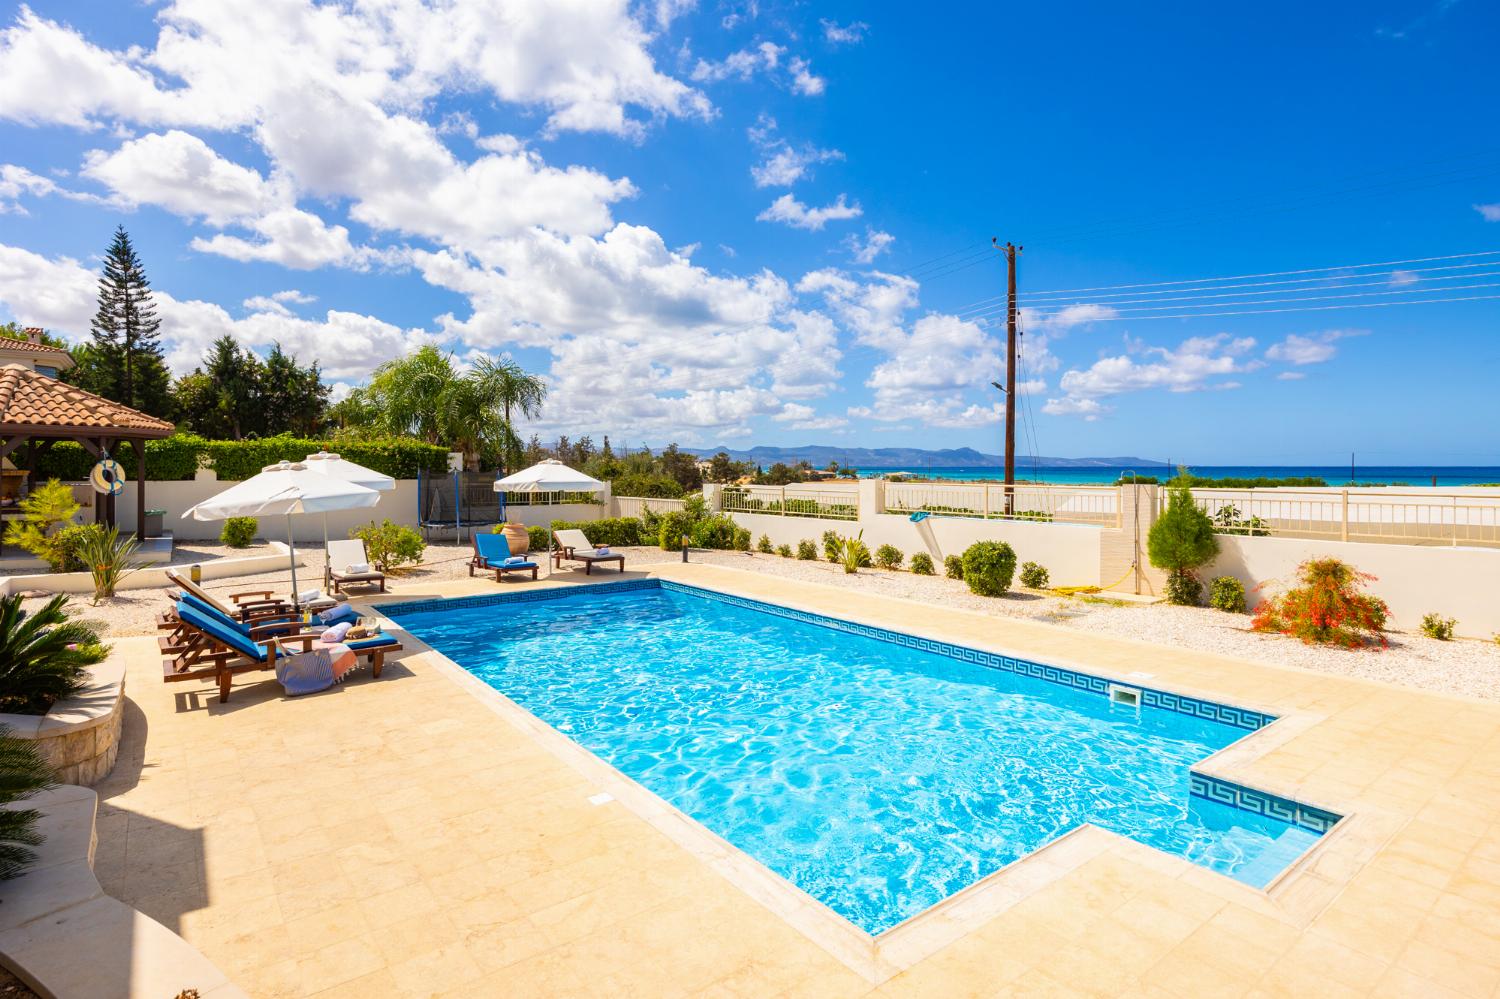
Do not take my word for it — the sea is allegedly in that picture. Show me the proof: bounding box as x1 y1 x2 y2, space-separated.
850 465 1500 487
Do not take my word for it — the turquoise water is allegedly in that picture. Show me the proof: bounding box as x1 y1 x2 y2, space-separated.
856 464 1500 486
391 586 1321 934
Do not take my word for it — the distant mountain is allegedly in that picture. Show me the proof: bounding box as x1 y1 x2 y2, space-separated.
677 445 1171 469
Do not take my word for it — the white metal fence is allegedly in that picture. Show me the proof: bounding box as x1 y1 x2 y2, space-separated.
884 481 1120 527
611 495 688 519
721 485 859 520
1187 488 1500 547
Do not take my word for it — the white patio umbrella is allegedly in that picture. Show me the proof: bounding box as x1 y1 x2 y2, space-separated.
304 451 396 577
492 459 606 576
182 460 381 610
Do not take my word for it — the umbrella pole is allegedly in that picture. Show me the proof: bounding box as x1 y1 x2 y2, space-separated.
322 512 330 590
287 513 300 613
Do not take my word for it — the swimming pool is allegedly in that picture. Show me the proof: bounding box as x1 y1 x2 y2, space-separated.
387 580 1336 935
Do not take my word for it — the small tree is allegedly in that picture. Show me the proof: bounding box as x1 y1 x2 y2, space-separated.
0 726 57 879
961 541 1017 596
1147 472 1220 605
3 481 81 571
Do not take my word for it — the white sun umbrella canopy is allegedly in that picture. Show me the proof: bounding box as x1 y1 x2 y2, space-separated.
182 460 381 610
304 450 396 564
492 459 606 576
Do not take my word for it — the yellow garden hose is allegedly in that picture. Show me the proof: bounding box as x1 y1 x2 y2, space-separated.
1050 560 1136 597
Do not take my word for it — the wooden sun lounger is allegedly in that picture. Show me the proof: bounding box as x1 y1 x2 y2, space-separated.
552 529 625 575
468 533 539 582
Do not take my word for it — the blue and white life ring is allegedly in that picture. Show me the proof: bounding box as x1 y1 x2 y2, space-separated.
90 458 124 496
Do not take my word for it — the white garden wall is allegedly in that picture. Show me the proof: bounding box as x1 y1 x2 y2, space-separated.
1210 535 1500 637
726 511 1104 587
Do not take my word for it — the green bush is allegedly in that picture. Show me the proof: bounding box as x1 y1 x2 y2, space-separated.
220 517 258 548
690 515 745 551
961 541 1017 597
822 530 842 562
944 554 964 580
835 532 871 574
0 595 108 715
796 539 817 560
550 517 642 548
525 525 550 551
909 552 935 575
1019 561 1049 589
757 534 774 554
658 511 695 551
874 544 904 570
0 724 58 879
1209 576 1247 613
2 480 81 571
350 519 425 572
775 543 793 558
1148 473 1220 606
1421 613 1456 641
610 473 685 499
1251 558 1388 648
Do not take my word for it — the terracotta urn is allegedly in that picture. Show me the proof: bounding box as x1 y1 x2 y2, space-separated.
500 522 529 554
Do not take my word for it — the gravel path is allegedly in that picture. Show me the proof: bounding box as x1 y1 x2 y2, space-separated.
41 541 1500 703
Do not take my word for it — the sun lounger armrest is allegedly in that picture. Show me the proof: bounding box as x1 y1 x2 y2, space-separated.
228 590 282 605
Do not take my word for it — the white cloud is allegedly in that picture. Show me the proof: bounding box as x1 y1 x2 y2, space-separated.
1477 204 1500 222
1022 303 1118 330
652 0 697 29
746 115 842 187
1276 371 1306 381
844 228 894 265
757 192 861 231
1044 333 1256 418
821 19 868 45
1264 329 1364 366
1389 269 1419 286
788 57 825 96
83 130 276 226
773 402 847 431
692 42 784 83
242 288 316 315
0 162 114 213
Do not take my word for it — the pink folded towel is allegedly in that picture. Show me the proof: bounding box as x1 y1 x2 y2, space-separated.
320 621 353 644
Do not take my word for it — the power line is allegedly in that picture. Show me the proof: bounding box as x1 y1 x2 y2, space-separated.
1016 279 1500 318
1017 292 1500 322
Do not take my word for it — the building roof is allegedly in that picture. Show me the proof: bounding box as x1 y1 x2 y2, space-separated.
0 363 174 437
0 330 74 369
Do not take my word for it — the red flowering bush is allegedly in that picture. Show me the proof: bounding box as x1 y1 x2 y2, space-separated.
1250 557 1388 649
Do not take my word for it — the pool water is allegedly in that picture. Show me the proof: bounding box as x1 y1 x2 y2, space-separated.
391 584 1323 934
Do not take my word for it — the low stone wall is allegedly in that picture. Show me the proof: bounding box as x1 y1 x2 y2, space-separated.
0 657 125 786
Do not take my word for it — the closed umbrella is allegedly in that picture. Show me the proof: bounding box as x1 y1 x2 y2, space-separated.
183 460 381 610
304 451 396 580
492 459 606 576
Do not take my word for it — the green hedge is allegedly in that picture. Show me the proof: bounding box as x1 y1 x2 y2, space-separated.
549 517 644 548
32 433 448 482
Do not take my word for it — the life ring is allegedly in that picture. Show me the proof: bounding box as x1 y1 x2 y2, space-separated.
90 458 124 496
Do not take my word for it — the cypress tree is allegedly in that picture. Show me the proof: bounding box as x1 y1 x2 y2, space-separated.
86 226 173 417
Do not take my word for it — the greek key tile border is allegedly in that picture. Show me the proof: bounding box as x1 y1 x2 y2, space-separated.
1189 773 1342 834
380 577 659 618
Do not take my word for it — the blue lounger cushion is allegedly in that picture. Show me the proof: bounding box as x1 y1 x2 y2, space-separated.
485 558 537 570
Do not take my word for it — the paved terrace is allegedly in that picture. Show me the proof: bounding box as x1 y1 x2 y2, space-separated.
96 563 1500 997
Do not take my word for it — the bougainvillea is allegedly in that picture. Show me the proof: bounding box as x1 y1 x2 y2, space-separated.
1251 558 1388 649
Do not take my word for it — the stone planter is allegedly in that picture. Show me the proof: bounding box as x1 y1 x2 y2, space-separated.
0 658 125 786
501 522 530 554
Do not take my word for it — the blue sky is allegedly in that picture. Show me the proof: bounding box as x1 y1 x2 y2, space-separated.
0 1 1497 464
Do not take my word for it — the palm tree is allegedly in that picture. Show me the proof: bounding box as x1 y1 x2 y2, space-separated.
0 595 108 715
0 727 55 879
472 358 546 472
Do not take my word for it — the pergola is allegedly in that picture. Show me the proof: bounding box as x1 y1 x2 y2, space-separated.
0 363 175 532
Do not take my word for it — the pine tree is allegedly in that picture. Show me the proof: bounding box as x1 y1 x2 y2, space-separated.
87 226 172 417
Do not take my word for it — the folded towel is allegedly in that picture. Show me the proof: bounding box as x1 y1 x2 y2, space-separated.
592 546 610 556
503 555 527 565
297 588 322 603
316 603 359 626
343 562 373 575
275 643 358 696
320 621 353 644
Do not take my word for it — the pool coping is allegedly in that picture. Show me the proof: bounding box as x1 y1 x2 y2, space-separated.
362 572 1366 985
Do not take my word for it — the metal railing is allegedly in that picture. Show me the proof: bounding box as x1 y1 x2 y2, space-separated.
884 481 1120 527
498 490 602 506
721 485 859 520
1187 488 1500 547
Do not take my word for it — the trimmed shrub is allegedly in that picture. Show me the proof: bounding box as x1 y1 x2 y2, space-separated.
550 517 642 548
1251 558 1388 649
1209 576 1247 613
1421 613 1456 641
775 543 793 558
944 554 964 580
610 473 684 498
757 534 774 554
1018 561 1049 589
54 523 105 573
350 519 425 572
961 541 1017 597
0 595 108 715
658 510 696 551
822 530 842 563
874 544 904 570
526 525 550 552
909 552 935 576
1148 472 1220 606
0 724 58 879
220 517 258 548
689 515 742 550
796 539 817 560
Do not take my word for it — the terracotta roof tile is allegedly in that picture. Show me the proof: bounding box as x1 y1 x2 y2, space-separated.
0 337 72 359
0 364 174 436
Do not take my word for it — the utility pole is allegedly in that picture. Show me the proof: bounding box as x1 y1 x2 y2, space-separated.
993 238 1021 514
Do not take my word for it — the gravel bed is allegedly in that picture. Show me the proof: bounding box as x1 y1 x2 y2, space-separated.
630 546 1500 703
32 540 1500 703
